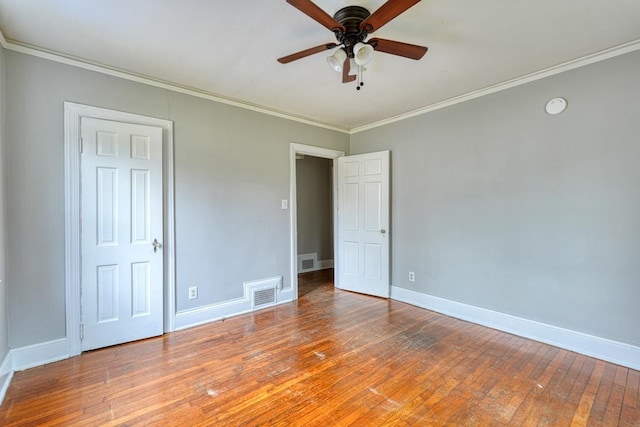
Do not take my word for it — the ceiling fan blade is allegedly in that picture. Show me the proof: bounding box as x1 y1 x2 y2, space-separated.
369 38 428 60
360 0 421 33
342 58 357 83
278 43 338 64
286 0 345 32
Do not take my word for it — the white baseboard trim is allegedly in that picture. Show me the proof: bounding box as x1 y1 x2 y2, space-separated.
175 283 294 331
0 339 71 405
0 281 294 405
391 286 640 371
317 259 334 270
4 281 294 373
299 265 334 273
11 338 70 372
297 253 334 273
0 350 14 404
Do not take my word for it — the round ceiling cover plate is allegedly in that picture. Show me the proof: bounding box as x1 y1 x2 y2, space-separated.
545 97 568 115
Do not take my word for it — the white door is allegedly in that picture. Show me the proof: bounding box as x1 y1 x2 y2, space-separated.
337 151 390 298
80 117 164 351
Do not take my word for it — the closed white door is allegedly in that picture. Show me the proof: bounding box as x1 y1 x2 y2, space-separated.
80 117 164 351
337 151 390 298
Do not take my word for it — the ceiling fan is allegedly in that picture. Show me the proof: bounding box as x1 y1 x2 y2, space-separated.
278 0 428 90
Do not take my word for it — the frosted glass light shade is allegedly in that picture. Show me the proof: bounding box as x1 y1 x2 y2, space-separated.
353 42 374 66
327 48 347 72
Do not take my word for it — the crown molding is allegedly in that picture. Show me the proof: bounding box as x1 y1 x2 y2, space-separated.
350 38 640 134
2 27 639 135
0 34 350 134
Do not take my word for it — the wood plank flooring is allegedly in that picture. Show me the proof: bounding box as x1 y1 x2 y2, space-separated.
1 271 638 426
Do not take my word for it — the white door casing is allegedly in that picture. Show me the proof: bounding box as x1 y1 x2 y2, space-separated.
289 143 345 297
337 151 390 298
80 117 164 351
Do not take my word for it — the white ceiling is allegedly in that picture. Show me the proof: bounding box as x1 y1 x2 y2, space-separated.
1 0 639 131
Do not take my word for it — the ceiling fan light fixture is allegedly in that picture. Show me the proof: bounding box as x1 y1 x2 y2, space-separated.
353 42 374 66
327 48 347 72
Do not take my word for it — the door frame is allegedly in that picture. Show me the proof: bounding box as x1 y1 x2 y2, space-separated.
289 143 345 298
64 102 176 357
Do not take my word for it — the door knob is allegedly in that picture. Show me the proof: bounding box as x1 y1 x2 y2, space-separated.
380 229 386 234
152 238 162 253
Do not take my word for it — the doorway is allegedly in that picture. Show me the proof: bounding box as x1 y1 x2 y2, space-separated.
295 154 334 296
290 143 391 300
289 143 344 298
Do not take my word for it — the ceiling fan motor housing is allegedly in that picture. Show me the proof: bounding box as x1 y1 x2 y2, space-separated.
332 6 371 57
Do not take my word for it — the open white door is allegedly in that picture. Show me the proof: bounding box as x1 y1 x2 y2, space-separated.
337 151 390 298
80 117 164 351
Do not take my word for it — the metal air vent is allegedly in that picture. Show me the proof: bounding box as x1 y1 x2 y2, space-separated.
252 287 277 309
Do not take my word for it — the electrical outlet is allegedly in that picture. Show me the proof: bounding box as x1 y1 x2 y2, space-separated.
188 286 198 300
408 271 415 282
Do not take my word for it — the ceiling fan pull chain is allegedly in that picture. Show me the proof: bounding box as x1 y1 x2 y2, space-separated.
357 65 364 90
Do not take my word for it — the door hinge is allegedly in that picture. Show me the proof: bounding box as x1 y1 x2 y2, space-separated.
80 324 84 341
79 138 84 154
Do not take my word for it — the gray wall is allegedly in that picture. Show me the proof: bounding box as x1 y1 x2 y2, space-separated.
4 44 640 351
351 50 640 347
0 45 8 361
4 51 349 348
296 156 333 263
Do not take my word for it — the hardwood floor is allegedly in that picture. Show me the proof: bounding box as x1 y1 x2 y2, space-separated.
1 271 638 426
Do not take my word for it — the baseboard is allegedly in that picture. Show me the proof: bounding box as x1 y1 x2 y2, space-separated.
297 253 334 273
299 264 333 273
0 338 75 405
391 286 640 371
175 282 294 331
0 279 294 406
5 281 295 371
11 338 70 372
0 350 14 405
316 259 334 270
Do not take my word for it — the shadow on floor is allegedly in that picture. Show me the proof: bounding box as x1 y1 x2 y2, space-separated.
297 268 334 297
